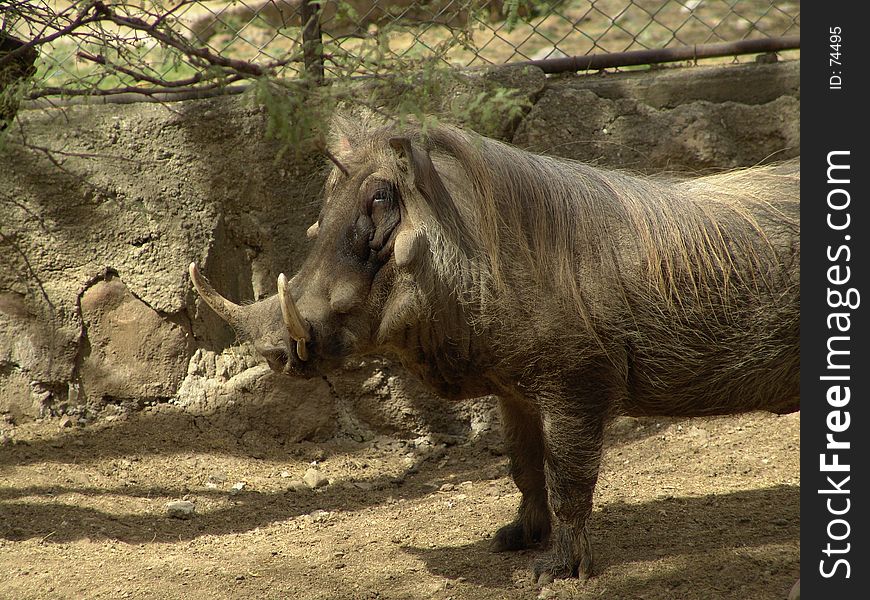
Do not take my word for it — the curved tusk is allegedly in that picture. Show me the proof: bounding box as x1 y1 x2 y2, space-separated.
189 262 243 327
277 273 309 361
306 222 319 240
295 338 308 362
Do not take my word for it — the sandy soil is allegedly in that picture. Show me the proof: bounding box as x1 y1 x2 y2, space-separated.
1 406 799 599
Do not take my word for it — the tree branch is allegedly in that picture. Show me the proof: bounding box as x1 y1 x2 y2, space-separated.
8 1 307 100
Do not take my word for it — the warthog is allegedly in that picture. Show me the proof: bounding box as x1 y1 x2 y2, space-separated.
190 116 800 581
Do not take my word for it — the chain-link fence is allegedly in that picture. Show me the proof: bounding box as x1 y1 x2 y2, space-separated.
2 1 799 99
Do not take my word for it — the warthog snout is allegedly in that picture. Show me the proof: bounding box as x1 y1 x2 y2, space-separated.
189 262 315 375
189 261 356 378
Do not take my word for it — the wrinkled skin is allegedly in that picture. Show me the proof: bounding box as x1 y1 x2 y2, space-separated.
191 120 800 582
245 140 429 382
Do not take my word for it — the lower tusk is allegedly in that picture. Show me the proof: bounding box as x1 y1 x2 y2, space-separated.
277 273 309 361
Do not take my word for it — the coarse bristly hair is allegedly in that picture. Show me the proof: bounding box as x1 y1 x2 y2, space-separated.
329 115 799 411
332 117 797 310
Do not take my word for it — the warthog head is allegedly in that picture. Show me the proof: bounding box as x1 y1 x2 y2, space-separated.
191 121 458 381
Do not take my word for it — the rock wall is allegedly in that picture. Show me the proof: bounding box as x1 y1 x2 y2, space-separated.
0 60 800 440
514 60 799 171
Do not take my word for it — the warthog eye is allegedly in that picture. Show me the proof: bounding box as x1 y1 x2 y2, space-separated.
370 188 393 223
358 181 401 260
363 183 393 213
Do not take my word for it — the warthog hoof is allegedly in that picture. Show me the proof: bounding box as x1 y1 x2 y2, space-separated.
532 549 592 583
490 522 549 552
491 523 528 552
531 525 593 582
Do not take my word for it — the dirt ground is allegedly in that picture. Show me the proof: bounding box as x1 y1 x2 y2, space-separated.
0 404 798 600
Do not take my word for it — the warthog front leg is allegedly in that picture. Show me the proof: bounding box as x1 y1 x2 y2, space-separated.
532 401 605 582
490 395 551 552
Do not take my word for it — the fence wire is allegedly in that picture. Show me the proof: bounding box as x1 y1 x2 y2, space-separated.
1 1 800 98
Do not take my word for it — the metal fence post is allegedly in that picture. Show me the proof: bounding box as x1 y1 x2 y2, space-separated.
300 0 324 83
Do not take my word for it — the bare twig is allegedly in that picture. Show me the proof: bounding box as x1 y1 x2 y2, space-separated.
7 0 305 100
150 0 199 31
0 2 105 68
77 50 214 88
321 145 350 177
0 227 54 311
9 139 141 163
30 78 246 99
7 127 131 204
94 2 266 77
39 531 56 544
0 189 50 233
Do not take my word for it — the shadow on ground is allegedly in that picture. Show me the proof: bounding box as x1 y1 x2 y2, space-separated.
405 484 799 596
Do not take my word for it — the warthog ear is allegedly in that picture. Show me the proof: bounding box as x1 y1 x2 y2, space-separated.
389 136 416 179
388 136 451 204
388 136 448 270
389 135 456 213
